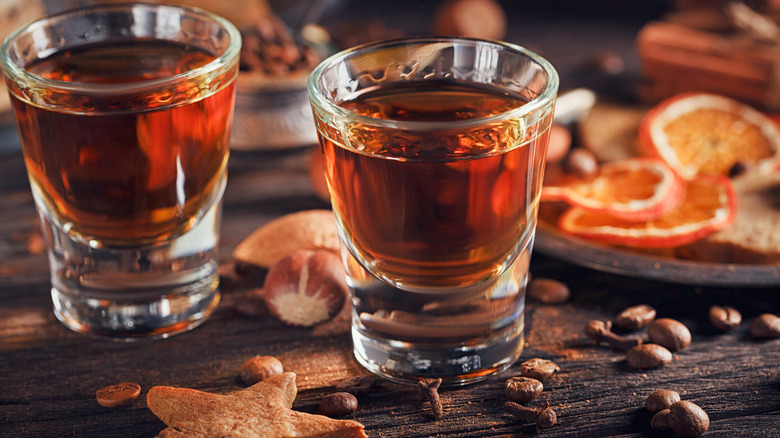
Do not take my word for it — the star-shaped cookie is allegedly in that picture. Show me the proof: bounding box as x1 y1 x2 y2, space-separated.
147 372 368 437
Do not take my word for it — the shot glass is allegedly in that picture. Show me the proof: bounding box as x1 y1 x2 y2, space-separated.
1 4 241 339
308 37 558 384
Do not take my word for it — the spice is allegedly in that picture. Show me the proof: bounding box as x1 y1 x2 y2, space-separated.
504 377 543 404
647 318 692 351
585 320 642 351
319 392 358 418
504 401 557 432
418 378 443 419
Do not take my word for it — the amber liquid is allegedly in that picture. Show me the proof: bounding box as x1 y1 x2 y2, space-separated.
319 81 550 289
10 40 235 245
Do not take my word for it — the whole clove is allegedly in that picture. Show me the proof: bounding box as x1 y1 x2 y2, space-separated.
585 320 642 351
504 401 557 432
418 378 443 419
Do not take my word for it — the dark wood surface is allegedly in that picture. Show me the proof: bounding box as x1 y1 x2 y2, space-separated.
2 3 780 437
2 146 779 438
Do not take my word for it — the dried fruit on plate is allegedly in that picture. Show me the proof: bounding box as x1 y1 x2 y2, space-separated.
541 158 685 221
640 93 780 179
558 175 737 248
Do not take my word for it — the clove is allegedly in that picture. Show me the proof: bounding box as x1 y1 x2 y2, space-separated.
585 320 642 351
418 378 443 419
504 401 557 432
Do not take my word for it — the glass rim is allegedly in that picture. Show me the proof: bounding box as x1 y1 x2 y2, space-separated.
0 3 242 94
307 36 560 130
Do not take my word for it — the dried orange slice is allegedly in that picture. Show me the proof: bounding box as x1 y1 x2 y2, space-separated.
640 93 780 179
541 158 685 221
558 175 737 248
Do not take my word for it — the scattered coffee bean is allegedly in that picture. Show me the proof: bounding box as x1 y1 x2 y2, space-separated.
505 377 543 404
239 355 284 386
564 148 599 179
644 389 681 412
626 343 673 369
527 278 570 304
749 313 780 339
709 305 741 331
667 401 710 437
504 401 557 432
318 392 358 417
585 319 642 351
96 382 141 408
335 375 376 397
418 378 443 419
615 304 656 330
650 408 671 430
647 318 691 351
518 358 560 381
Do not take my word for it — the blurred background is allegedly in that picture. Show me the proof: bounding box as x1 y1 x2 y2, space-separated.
2 0 776 151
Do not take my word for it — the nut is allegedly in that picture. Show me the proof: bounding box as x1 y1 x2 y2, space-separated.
96 382 141 408
545 124 572 164
432 0 507 41
564 148 599 179
667 401 710 437
644 389 681 412
233 210 341 268
647 318 691 351
239 355 284 385
626 343 673 369
527 278 570 304
263 249 348 326
504 377 543 404
319 392 358 417
615 304 656 330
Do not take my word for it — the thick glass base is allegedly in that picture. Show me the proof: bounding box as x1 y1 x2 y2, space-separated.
40 198 223 341
346 241 530 386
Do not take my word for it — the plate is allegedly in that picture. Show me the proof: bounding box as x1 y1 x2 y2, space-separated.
534 222 780 287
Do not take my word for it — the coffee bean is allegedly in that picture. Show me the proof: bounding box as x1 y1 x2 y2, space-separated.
644 389 681 412
626 343 672 369
96 382 141 408
527 278 570 304
668 401 709 437
319 392 358 417
240 355 284 386
518 358 560 381
504 376 543 403
615 304 656 330
650 408 671 430
564 148 599 179
335 375 376 397
749 313 780 339
708 305 741 331
647 318 691 351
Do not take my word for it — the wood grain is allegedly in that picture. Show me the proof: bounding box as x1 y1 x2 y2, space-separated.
1 148 779 437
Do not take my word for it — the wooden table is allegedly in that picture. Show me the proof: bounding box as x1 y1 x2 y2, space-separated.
2 145 779 437
2 3 779 437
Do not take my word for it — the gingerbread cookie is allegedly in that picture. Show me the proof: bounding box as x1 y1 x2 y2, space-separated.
147 372 367 437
